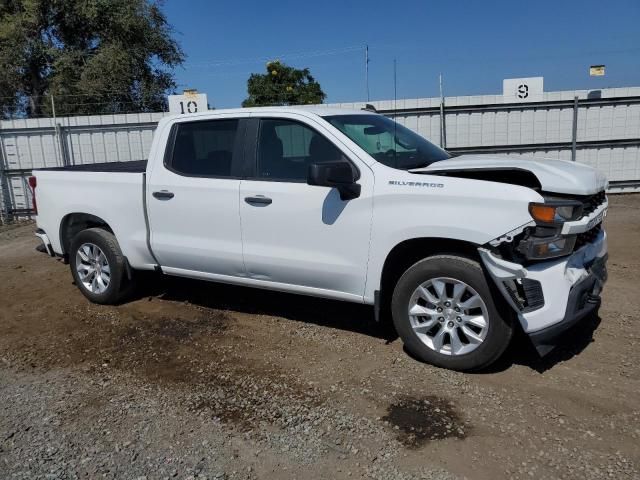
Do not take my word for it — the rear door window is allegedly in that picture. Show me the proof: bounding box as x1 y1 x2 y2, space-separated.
169 119 240 177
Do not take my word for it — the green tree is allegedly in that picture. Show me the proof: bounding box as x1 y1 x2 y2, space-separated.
0 0 184 118
242 60 326 107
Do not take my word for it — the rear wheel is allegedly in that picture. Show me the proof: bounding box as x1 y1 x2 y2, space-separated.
69 228 131 305
391 255 513 371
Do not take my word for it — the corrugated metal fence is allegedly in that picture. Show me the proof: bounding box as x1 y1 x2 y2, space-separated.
1 87 639 223
0 112 167 223
332 86 640 190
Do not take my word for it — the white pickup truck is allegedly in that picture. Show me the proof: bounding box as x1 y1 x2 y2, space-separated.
31 106 608 371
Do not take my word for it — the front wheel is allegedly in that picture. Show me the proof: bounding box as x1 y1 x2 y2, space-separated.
69 228 131 305
391 255 513 371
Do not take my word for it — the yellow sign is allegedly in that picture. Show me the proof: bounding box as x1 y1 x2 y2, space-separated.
590 65 605 76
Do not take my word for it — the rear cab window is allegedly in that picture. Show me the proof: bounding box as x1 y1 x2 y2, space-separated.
167 119 240 177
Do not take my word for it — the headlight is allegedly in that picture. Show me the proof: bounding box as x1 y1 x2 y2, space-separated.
529 201 583 224
517 234 577 260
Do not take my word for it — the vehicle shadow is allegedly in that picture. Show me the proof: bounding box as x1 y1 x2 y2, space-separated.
130 273 600 373
483 312 602 374
131 273 399 343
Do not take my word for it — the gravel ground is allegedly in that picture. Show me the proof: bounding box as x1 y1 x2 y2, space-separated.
1 195 639 479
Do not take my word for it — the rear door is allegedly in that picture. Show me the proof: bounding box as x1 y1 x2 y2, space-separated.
147 116 247 277
239 115 374 300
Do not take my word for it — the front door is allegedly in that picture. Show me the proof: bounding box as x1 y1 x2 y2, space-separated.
239 116 373 300
147 117 246 277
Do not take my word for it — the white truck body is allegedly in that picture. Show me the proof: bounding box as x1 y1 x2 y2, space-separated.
32 106 609 368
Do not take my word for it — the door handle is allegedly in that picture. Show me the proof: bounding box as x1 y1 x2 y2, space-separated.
244 195 272 206
153 190 175 200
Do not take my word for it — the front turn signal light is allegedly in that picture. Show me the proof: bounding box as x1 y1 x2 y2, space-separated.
529 201 583 224
529 204 557 223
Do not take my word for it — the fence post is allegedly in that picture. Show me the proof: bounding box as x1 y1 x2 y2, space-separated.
51 94 61 167
0 126 11 224
50 95 71 167
571 95 579 161
55 122 71 167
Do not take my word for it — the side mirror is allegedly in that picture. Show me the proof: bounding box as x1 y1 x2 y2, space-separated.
307 161 361 201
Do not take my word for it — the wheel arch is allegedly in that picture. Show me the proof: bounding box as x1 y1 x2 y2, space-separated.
59 212 114 257
378 237 482 315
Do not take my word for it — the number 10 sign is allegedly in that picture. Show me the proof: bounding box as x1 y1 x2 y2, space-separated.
168 91 209 114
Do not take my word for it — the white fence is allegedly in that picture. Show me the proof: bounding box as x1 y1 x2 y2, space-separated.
2 87 639 222
0 112 168 221
330 86 640 189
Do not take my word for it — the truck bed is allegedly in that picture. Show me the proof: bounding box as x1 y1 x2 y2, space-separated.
36 160 148 173
33 161 155 268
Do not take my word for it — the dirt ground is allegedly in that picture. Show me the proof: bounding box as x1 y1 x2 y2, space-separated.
1 195 639 480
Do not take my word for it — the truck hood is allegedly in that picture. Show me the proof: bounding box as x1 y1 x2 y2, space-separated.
412 154 608 196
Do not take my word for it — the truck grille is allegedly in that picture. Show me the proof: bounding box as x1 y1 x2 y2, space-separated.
572 190 605 252
575 223 602 250
581 190 606 216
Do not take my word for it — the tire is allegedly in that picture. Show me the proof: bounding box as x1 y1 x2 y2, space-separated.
391 255 513 371
69 228 131 305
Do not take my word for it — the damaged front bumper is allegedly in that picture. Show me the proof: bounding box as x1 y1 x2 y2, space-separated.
479 230 608 355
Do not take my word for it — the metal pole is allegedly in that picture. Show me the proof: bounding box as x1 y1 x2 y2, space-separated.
365 45 370 102
50 94 63 167
571 95 579 161
0 129 9 224
50 94 57 120
393 59 397 166
439 73 447 148
393 58 397 114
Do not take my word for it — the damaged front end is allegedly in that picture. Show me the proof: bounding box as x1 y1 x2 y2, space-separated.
479 190 609 355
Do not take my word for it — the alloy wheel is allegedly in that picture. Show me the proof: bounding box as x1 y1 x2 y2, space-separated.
407 277 489 356
75 242 111 294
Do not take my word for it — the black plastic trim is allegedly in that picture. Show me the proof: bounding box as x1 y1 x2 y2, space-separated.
528 269 604 355
521 278 545 313
123 256 134 281
244 196 272 205
36 160 147 173
231 119 249 178
242 118 259 178
152 190 175 200
374 290 381 322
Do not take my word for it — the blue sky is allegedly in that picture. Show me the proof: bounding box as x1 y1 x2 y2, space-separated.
163 0 640 108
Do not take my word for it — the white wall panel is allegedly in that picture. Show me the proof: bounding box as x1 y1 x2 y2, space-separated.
2 89 639 220
1 112 169 220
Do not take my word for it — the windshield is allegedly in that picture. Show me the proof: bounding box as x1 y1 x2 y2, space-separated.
325 114 451 170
